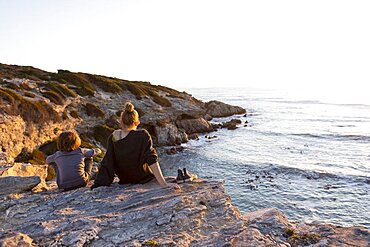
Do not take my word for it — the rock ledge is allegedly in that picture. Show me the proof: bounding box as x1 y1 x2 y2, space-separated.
0 179 369 246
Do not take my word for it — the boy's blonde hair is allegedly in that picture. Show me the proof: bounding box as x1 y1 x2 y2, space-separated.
121 102 139 127
57 131 81 152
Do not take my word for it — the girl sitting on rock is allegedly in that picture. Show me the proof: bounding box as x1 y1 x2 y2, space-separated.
46 130 101 191
91 102 179 190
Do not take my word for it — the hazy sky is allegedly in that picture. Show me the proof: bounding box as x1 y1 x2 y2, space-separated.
0 0 369 103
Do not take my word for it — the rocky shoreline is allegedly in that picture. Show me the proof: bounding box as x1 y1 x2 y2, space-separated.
1 64 369 246
0 174 369 246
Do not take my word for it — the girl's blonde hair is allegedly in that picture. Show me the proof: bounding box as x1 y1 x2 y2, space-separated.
121 102 139 127
57 131 81 152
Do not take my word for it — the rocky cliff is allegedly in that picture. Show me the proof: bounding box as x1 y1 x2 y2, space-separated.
0 63 246 164
0 175 368 246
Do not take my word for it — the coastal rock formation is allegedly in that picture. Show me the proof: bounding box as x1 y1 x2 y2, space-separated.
0 176 41 195
0 163 48 180
205 100 246 118
176 117 214 134
0 179 368 246
0 63 246 162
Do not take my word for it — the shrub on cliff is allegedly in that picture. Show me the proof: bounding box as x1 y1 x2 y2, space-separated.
83 103 105 118
42 91 65 105
52 70 95 96
0 87 61 123
147 90 172 107
43 82 77 98
93 124 114 148
84 74 123 93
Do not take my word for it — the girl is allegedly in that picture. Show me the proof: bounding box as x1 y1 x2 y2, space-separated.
92 102 178 190
46 130 101 191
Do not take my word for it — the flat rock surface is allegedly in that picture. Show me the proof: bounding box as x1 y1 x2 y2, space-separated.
0 176 41 196
1 178 369 246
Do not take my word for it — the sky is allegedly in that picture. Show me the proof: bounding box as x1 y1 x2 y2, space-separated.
0 0 369 104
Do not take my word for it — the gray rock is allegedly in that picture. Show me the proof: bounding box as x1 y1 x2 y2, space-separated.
0 179 368 246
0 163 48 181
176 117 213 134
205 100 246 118
0 176 41 195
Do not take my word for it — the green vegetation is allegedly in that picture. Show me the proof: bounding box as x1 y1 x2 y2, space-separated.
104 115 120 129
84 102 105 118
0 63 186 112
43 81 77 98
126 82 147 99
52 70 96 96
38 140 58 156
93 124 114 148
24 91 36 98
83 74 123 93
284 228 321 246
142 240 160 247
42 90 65 105
0 87 61 123
69 110 79 119
147 90 172 107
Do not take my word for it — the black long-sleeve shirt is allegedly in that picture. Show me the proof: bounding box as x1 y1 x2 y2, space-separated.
93 129 158 187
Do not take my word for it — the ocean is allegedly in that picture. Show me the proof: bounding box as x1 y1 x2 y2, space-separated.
160 87 370 228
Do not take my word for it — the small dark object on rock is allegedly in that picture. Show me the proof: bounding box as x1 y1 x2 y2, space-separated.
245 120 248 123
188 133 199 140
166 146 184 155
243 114 247 117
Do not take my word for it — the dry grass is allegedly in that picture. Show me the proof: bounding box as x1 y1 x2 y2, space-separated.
0 87 61 123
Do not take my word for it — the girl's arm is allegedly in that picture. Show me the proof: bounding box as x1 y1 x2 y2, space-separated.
150 162 180 190
149 162 168 187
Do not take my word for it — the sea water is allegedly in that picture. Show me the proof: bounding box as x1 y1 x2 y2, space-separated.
160 87 370 228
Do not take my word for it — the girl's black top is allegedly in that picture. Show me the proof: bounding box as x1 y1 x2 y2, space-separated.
93 129 157 188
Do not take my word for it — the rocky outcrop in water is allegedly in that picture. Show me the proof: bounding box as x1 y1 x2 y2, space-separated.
0 177 368 246
205 100 246 118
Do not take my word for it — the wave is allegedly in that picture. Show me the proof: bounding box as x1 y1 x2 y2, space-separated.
244 162 370 184
291 133 370 142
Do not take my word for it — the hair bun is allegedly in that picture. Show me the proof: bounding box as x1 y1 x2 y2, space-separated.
124 102 135 113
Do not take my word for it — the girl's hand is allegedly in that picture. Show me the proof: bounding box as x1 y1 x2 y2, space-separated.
167 183 181 191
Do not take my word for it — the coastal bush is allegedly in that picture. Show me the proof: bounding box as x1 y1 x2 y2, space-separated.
146 89 172 107
38 140 58 156
142 240 159 247
93 124 114 148
126 82 147 99
69 110 79 119
14 148 32 163
284 228 321 246
84 102 105 118
84 74 123 93
44 82 77 98
24 91 36 98
52 70 95 96
104 115 120 129
42 90 65 105
4 82 20 90
0 87 61 123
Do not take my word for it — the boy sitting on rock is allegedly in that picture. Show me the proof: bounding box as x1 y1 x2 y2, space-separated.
46 130 101 191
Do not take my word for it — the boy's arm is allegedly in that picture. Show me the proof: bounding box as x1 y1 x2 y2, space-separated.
45 153 56 164
82 148 102 158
